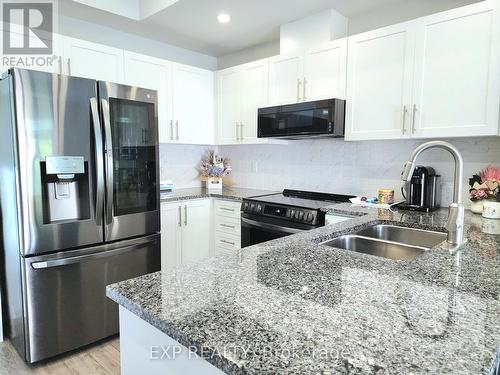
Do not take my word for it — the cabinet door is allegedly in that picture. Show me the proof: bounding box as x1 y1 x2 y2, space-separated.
268 53 303 105
304 39 347 101
345 22 415 140
241 59 269 143
123 52 173 143
160 203 181 270
217 68 242 144
63 37 124 83
180 199 211 265
171 63 214 145
412 2 500 138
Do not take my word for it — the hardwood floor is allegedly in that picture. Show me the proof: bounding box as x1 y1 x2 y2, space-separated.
0 337 120 375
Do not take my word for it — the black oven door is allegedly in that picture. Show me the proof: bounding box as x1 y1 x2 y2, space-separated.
241 213 311 247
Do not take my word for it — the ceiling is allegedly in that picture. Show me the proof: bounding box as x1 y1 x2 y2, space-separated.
60 0 406 56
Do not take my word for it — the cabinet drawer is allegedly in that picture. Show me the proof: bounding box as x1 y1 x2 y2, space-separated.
214 232 240 252
214 199 241 219
214 216 240 235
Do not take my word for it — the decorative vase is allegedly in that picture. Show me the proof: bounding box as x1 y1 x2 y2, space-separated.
203 177 223 190
470 200 484 214
482 201 500 219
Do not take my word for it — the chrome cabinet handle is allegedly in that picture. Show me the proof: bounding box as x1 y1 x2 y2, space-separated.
411 104 417 134
220 207 235 212
220 239 235 246
402 105 408 134
67 58 71 76
239 122 244 141
175 120 179 141
170 120 174 141
184 205 187 226
303 77 307 101
90 97 104 226
178 206 182 227
220 223 236 229
235 121 239 141
58 56 63 75
297 78 301 102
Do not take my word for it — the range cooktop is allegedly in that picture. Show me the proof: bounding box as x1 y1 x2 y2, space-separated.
242 189 355 227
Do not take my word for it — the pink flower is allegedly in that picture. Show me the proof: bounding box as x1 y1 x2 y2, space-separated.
479 166 500 182
469 189 488 200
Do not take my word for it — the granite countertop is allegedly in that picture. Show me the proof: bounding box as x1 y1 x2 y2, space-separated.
107 203 500 375
160 187 277 203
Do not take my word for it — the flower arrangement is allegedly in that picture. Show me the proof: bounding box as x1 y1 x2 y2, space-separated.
199 149 232 180
469 166 500 202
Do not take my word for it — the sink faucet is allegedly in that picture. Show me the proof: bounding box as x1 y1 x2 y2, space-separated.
401 141 464 245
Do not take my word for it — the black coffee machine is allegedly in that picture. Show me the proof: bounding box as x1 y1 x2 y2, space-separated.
399 166 441 212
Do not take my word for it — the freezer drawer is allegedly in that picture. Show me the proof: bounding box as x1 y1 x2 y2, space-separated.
22 234 160 363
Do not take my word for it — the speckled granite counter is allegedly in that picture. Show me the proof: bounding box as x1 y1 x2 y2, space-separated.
160 187 277 203
107 203 500 375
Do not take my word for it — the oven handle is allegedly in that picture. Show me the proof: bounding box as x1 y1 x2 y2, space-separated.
241 217 305 234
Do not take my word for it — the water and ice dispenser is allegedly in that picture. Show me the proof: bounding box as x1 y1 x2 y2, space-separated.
41 156 91 223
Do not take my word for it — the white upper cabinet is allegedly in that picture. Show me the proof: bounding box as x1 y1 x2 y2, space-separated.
269 53 304 105
217 67 241 144
171 63 214 145
216 58 269 144
63 37 124 83
304 38 347 101
123 51 172 143
268 41 348 106
240 59 269 143
346 1 500 141
412 1 500 138
345 22 415 140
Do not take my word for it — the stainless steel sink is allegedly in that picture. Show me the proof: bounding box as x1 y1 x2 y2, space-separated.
320 224 447 261
321 235 427 261
354 224 447 248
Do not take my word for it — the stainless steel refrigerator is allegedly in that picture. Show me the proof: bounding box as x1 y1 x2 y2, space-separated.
0 68 161 363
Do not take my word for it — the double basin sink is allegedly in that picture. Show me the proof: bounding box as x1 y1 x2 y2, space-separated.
321 224 447 261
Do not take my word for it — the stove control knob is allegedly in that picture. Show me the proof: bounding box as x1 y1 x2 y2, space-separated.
286 209 291 218
256 204 262 213
290 209 296 218
250 203 255 211
297 211 304 220
242 202 249 211
306 212 314 222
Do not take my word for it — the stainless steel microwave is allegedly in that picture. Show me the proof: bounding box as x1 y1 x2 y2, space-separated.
257 98 345 139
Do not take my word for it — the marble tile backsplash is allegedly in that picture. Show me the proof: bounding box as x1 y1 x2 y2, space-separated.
218 137 500 207
159 144 212 188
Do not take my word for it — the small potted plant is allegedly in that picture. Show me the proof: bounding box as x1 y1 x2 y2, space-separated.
199 149 231 190
469 166 500 214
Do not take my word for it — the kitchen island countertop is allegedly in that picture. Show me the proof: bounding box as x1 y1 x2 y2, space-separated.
107 202 500 374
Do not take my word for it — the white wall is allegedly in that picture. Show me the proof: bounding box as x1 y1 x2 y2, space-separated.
59 15 217 70
216 0 480 69
219 137 500 207
347 0 480 35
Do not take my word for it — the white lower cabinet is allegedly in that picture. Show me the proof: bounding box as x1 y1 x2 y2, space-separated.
213 199 241 255
161 199 211 270
161 198 242 269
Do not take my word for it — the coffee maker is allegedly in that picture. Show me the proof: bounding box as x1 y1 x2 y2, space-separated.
399 166 441 212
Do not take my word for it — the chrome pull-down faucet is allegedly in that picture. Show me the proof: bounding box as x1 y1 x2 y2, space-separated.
401 141 465 245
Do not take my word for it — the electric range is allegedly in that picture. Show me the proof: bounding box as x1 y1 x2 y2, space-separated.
241 189 355 247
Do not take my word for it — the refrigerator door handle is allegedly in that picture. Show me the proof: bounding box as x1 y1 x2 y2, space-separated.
31 240 153 269
90 97 104 226
101 98 114 225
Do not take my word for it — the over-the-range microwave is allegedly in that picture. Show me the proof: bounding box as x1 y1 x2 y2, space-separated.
257 98 345 139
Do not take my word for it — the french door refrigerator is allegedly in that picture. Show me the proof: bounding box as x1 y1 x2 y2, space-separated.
0 68 160 363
